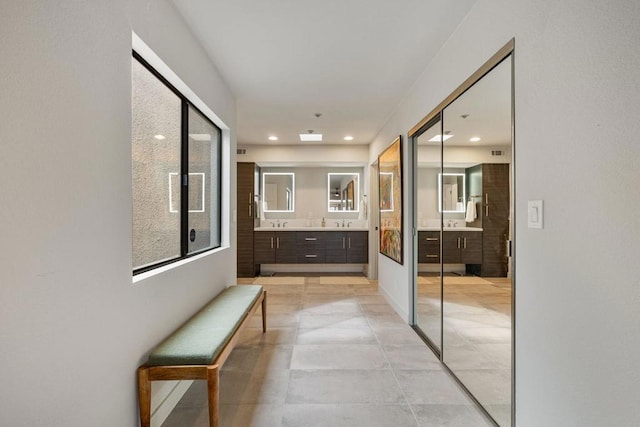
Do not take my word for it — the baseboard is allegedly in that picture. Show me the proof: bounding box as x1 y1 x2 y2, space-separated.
378 285 410 323
150 380 194 427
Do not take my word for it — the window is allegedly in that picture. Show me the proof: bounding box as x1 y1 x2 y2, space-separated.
132 52 222 274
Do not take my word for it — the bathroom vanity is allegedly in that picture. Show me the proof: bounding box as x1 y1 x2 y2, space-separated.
253 228 368 266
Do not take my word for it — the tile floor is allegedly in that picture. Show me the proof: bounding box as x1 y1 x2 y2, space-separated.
162 275 494 427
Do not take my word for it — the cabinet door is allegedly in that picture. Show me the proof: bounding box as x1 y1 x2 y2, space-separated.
237 162 256 276
275 231 297 263
325 231 347 263
460 232 482 264
442 232 461 263
418 231 440 264
254 231 275 264
296 231 325 263
346 231 368 263
481 164 510 276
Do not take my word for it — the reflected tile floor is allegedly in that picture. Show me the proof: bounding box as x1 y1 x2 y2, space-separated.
162 275 492 427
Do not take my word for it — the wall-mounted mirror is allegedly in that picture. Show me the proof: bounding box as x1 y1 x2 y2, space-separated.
327 173 359 212
412 47 514 427
438 173 465 213
263 172 295 212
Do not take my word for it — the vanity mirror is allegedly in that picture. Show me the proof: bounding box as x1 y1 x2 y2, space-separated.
327 173 359 212
438 173 465 213
262 172 295 212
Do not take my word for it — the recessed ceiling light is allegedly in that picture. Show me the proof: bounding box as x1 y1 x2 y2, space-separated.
300 133 323 142
469 137 481 142
428 134 454 142
344 136 354 141
154 134 166 140
268 136 278 141
189 133 212 141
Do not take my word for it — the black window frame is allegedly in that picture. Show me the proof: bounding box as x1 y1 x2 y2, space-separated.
132 50 223 275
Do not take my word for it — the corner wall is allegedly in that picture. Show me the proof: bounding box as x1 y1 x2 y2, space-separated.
370 0 640 425
0 1 236 426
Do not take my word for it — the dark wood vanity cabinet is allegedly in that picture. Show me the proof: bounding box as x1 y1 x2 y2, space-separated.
442 232 482 264
346 231 368 263
418 231 440 264
254 230 368 265
254 231 297 264
297 231 326 263
324 231 368 263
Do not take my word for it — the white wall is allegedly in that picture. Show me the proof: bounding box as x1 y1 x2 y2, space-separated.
0 1 236 426
371 0 640 425
238 143 369 165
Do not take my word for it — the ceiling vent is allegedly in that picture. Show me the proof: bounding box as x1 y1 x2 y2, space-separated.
491 150 504 156
237 148 247 155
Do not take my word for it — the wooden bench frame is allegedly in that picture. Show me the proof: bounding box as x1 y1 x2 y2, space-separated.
137 288 267 427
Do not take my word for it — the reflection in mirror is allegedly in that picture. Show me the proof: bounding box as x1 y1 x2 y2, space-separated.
262 172 295 212
328 173 359 211
441 55 513 426
413 117 443 352
438 173 465 213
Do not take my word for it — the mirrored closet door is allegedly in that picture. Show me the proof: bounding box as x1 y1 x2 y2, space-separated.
411 44 514 426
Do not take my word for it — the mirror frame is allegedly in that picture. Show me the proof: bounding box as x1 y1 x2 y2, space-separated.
262 172 295 212
327 172 360 212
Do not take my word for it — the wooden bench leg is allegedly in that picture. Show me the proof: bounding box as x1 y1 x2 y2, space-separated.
262 290 267 333
207 365 220 427
137 366 151 427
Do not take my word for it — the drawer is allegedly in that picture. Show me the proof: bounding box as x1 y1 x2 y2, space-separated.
297 250 325 263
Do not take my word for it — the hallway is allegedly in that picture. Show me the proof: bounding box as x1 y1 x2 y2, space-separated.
162 275 492 427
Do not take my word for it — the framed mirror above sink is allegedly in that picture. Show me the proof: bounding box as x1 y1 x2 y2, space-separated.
263 172 295 212
327 173 359 212
438 173 466 213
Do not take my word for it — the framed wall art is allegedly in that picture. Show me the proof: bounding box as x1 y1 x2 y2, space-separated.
378 135 403 264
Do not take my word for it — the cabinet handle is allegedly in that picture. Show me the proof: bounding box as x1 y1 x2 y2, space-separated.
463 237 467 249
248 192 252 217
270 237 274 249
343 237 345 249
426 254 438 258
276 237 280 249
485 193 489 217
426 238 438 241
305 237 317 241
305 254 317 258
457 237 461 248
348 237 351 249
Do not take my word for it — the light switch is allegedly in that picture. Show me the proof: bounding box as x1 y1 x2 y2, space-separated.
528 200 543 229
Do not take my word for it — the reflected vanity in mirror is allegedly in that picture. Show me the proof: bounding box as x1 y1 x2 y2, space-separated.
411 44 514 426
438 173 465 213
262 172 295 212
328 173 359 211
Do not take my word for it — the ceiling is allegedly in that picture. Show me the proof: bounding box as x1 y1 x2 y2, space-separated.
171 0 479 146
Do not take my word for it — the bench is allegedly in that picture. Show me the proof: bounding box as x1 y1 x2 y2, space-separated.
137 285 267 427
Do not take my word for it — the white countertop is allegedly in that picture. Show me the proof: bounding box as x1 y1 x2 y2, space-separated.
255 226 369 231
418 227 483 231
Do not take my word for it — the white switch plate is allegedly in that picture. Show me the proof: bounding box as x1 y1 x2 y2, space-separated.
528 200 543 229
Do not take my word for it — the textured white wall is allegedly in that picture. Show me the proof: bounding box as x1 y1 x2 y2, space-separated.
0 1 236 426
371 0 640 425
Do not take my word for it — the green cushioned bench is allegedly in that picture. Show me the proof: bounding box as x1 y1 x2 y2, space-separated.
137 285 266 427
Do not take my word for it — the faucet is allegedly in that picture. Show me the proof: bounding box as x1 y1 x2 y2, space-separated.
282 222 288 228
336 222 340 227
270 221 275 228
347 222 352 228
447 219 453 228
341 219 346 228
276 219 281 227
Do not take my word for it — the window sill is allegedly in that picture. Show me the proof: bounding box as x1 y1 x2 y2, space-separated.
132 245 229 284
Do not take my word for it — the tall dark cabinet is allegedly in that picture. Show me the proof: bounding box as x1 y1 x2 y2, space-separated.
467 163 510 277
237 162 259 277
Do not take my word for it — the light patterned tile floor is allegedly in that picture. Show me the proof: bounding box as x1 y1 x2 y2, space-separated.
162 275 494 427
